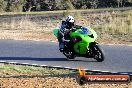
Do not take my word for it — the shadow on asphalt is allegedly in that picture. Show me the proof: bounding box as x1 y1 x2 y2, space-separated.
69 59 97 62
0 57 97 62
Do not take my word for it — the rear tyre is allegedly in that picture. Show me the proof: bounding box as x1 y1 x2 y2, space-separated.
63 50 75 59
92 45 105 62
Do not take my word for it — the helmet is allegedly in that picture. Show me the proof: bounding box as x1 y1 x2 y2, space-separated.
65 15 74 23
65 15 75 29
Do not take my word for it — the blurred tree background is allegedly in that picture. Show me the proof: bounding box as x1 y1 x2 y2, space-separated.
0 0 132 12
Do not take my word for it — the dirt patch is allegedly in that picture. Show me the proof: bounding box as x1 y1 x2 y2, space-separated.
0 77 131 88
0 31 131 45
0 32 57 41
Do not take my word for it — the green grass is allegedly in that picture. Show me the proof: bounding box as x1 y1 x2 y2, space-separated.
0 64 76 77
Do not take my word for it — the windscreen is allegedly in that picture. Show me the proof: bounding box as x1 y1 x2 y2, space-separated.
79 27 91 34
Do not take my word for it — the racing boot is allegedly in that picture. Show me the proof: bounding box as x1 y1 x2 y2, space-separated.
59 42 64 52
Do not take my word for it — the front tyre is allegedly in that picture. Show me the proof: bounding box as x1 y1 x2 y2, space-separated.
92 45 105 62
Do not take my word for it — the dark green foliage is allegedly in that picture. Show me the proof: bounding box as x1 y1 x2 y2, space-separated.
1 0 132 12
4 0 26 12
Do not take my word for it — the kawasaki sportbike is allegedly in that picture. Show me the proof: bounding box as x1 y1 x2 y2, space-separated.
53 26 104 62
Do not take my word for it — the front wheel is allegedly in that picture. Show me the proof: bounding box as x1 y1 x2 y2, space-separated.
92 45 105 62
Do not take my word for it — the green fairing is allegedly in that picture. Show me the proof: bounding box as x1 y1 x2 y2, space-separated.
53 27 59 37
70 27 97 54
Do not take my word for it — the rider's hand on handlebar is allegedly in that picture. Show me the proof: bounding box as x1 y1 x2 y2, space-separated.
62 36 70 42
71 28 76 32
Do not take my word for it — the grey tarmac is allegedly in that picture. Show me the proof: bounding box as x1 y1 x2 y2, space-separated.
0 39 131 73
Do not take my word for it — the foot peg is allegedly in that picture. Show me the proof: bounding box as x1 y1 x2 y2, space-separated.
59 48 64 52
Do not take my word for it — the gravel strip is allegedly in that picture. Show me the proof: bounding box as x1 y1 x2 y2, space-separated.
0 77 131 88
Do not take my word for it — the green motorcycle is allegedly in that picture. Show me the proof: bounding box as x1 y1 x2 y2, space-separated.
53 26 104 62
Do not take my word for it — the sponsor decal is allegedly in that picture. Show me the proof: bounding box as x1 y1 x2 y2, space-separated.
77 67 131 85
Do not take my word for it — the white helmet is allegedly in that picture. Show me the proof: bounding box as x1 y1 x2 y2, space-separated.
65 15 74 23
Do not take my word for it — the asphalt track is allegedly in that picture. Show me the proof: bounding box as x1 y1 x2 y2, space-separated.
0 40 131 73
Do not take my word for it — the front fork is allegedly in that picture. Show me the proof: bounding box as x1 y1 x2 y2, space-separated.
86 42 98 57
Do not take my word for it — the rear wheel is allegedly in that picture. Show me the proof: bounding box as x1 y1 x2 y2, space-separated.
92 45 105 62
62 41 76 59
63 50 75 59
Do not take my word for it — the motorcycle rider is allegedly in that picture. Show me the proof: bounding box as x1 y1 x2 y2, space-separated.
58 15 90 52
58 15 75 51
